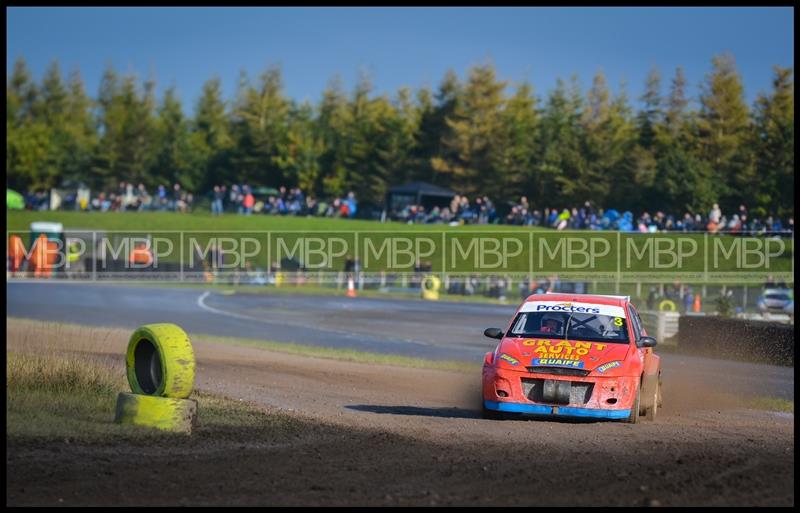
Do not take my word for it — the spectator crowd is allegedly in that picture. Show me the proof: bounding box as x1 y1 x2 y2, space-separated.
210 185 358 219
393 196 793 235
21 184 793 235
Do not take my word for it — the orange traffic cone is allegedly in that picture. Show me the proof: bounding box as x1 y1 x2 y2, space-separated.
346 276 357 298
693 294 702 313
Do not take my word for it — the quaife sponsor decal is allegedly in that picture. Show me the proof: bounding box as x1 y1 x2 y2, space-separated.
535 302 601 314
531 358 585 368
498 353 519 366
596 361 622 373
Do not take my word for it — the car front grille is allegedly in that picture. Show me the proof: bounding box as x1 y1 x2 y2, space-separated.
521 378 594 405
526 366 591 377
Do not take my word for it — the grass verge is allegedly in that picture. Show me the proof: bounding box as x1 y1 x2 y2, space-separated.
7 348 304 444
744 397 794 414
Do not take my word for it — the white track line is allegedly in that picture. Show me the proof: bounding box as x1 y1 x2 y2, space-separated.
196 290 266 323
195 290 454 348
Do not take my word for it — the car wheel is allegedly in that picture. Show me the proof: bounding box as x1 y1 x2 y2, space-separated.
657 374 663 409
641 373 659 421
624 382 640 424
643 384 658 421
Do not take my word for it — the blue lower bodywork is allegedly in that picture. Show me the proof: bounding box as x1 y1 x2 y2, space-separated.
484 400 631 419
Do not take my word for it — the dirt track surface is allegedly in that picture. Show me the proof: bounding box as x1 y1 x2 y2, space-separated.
6 321 794 507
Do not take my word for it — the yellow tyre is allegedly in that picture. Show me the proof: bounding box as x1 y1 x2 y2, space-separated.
658 299 677 312
126 323 195 399
422 275 441 301
114 392 197 433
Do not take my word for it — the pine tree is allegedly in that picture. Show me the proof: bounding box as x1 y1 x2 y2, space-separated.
428 69 462 187
604 83 639 211
648 68 714 215
60 69 97 185
338 72 376 199
497 81 539 203
153 87 200 190
274 101 324 194
697 53 751 209
435 63 506 196
193 76 232 189
230 65 291 187
751 66 794 218
7 57 40 124
7 57 48 190
536 77 586 208
637 67 662 150
114 75 157 187
315 75 350 197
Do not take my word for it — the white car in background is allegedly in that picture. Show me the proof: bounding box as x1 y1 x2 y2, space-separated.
757 288 794 317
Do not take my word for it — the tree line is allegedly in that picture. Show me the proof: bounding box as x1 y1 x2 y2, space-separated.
6 54 794 218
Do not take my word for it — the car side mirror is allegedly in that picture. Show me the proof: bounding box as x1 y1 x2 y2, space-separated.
639 336 657 348
484 328 504 340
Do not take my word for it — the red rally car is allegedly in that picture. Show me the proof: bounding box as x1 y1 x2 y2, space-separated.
482 293 662 423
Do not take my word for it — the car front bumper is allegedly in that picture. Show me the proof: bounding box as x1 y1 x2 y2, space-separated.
483 365 638 419
483 400 631 419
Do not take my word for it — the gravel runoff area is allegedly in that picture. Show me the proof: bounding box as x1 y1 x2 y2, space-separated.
6 317 794 507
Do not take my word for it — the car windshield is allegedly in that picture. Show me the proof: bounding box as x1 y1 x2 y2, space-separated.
508 311 629 343
764 293 791 301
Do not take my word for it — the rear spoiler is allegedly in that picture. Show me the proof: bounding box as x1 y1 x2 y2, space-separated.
545 292 630 302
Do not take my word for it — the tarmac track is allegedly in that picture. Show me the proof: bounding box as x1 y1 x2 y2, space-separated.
6 281 796 506
6 281 794 399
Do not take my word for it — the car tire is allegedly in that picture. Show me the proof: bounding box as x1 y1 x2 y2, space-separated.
624 382 641 424
656 373 663 409
641 373 659 421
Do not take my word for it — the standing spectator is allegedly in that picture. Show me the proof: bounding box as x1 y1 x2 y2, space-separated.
118 181 127 209
137 183 151 211
646 287 658 310
211 185 224 216
176 191 188 213
709 203 722 224
124 183 136 210
346 191 357 218
450 195 461 217
157 185 167 210
242 186 255 215
683 286 694 313
707 203 722 233
738 204 748 222
170 184 182 211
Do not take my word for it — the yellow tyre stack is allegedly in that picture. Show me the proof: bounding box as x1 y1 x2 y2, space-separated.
114 323 198 433
421 275 441 301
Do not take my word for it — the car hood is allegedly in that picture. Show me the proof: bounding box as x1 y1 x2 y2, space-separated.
495 337 631 372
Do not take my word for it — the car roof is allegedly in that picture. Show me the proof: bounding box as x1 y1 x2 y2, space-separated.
524 293 629 308
763 288 792 295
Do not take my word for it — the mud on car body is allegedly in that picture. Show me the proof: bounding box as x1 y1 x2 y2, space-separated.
482 293 661 423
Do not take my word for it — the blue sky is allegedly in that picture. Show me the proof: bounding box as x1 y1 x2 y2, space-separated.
6 7 794 112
